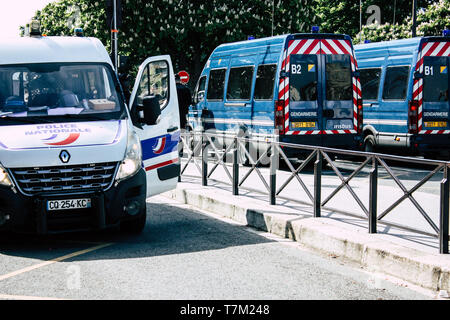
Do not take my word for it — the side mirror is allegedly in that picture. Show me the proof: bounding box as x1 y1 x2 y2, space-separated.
196 91 205 103
138 96 161 125
414 71 423 80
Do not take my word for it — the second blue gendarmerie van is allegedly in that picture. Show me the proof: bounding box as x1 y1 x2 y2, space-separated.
188 31 363 160
354 32 450 158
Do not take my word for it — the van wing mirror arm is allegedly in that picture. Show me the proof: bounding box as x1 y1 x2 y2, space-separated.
279 70 288 79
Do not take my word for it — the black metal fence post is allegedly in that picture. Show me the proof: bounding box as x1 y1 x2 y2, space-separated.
314 151 322 217
440 165 449 254
369 157 378 234
232 137 239 196
201 133 208 186
269 139 278 205
178 131 183 182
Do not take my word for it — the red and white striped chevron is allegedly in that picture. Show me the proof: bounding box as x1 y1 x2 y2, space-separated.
413 40 450 134
279 38 360 136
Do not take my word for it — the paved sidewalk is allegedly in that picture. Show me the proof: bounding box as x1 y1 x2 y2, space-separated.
163 174 450 294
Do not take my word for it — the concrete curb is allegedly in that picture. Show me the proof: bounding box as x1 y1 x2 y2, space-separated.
164 185 450 293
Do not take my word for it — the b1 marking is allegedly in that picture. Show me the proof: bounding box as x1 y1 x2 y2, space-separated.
424 66 434 76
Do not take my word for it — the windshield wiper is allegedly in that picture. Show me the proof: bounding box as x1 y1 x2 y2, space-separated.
0 116 59 124
60 111 128 121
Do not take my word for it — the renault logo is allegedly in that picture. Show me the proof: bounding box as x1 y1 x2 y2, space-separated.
59 150 71 163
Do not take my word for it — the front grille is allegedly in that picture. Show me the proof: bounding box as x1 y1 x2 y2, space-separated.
9 162 119 196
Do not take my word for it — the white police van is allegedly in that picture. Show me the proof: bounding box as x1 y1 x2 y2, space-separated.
0 27 180 234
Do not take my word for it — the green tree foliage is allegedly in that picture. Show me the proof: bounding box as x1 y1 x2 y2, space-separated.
354 0 449 43
416 0 450 36
23 0 316 90
314 0 442 37
21 0 448 89
23 1 108 43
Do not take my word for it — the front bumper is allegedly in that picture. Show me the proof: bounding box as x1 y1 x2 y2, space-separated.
0 168 147 234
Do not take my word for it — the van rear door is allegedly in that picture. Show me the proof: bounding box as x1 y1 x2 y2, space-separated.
418 41 449 134
288 53 321 135
129 55 180 197
284 37 359 139
322 52 355 135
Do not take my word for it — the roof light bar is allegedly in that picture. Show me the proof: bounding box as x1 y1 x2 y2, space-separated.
311 26 320 33
29 20 41 37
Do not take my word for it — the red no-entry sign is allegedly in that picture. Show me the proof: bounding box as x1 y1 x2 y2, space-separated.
178 70 190 84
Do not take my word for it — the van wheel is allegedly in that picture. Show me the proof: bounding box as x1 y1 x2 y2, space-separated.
120 208 147 234
364 135 376 153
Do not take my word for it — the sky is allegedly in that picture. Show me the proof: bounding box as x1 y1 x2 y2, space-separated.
0 0 55 37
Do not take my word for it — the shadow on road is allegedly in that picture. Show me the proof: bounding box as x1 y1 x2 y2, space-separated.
0 201 275 261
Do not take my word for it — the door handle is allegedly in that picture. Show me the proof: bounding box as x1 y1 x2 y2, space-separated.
224 102 247 107
167 126 179 133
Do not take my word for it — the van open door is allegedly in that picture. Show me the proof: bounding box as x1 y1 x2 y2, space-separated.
128 55 180 197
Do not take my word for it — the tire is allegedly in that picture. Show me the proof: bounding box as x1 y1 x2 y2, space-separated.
120 206 147 234
364 135 376 153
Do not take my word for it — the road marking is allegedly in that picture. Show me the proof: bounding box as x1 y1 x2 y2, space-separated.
0 243 113 282
0 293 67 300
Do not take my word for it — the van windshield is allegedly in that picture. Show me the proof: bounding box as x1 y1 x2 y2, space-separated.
423 56 449 102
0 63 125 124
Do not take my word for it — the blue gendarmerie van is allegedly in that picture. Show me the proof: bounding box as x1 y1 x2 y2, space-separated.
188 30 363 161
354 32 450 159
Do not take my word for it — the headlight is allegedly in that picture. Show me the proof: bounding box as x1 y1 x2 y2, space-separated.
116 130 142 181
0 165 12 187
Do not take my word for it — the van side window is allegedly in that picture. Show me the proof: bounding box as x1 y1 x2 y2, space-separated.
194 75 206 103
226 66 254 101
207 69 226 101
254 64 276 100
360 68 381 100
136 60 170 109
382 66 410 100
325 55 352 101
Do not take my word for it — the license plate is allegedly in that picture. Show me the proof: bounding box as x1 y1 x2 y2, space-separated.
47 198 92 211
424 121 447 128
292 121 316 128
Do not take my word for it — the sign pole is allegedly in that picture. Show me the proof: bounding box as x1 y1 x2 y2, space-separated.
113 0 118 74
412 0 417 38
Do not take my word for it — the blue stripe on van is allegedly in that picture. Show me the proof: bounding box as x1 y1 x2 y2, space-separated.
141 131 180 161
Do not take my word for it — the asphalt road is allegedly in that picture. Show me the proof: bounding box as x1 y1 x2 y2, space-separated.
0 195 434 300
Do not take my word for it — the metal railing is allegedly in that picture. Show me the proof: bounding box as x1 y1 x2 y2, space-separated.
179 130 450 254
